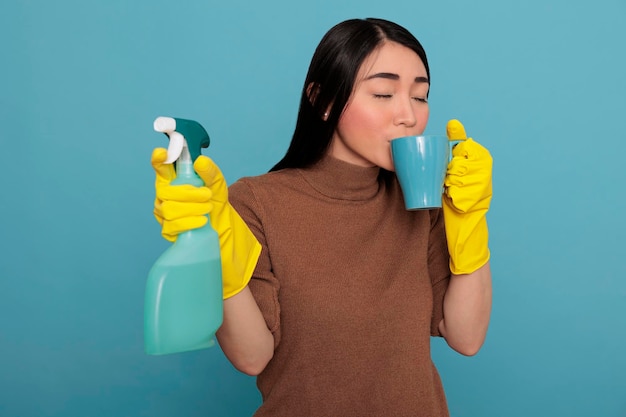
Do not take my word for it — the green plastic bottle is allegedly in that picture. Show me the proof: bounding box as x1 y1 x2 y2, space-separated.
144 117 223 355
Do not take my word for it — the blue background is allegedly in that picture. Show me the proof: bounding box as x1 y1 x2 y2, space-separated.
2 0 625 416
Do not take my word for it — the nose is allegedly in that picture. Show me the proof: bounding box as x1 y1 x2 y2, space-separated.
393 98 417 127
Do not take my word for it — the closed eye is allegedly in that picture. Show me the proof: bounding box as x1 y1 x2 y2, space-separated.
373 94 393 99
413 97 428 103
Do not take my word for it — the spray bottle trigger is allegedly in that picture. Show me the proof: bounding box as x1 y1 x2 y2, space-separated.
164 131 185 164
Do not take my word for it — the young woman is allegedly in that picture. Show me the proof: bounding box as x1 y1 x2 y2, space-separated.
152 17 493 417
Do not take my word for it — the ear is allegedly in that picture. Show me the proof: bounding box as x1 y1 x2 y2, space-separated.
306 82 332 121
306 82 320 105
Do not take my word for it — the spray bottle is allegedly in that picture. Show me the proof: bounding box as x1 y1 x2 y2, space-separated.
144 116 223 355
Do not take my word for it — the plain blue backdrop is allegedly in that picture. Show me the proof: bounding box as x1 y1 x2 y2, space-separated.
2 0 625 416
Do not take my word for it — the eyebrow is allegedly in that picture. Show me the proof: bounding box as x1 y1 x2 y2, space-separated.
364 72 429 84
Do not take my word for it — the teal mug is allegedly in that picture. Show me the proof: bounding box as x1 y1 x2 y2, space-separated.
391 135 459 210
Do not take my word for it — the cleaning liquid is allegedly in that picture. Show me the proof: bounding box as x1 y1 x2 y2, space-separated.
144 117 223 355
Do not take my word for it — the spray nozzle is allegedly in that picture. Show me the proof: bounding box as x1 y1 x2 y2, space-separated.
153 117 211 164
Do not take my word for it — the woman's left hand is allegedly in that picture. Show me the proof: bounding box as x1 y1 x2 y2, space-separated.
442 119 493 275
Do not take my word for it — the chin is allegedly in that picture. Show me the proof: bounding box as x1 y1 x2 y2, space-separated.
377 161 395 172
382 154 396 171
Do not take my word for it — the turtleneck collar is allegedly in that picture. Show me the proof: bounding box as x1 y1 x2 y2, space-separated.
297 154 383 201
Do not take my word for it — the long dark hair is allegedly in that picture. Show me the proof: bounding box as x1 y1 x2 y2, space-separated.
270 18 430 172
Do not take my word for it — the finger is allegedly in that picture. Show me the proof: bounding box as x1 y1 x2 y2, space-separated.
451 140 470 158
444 185 477 213
153 210 164 226
451 139 492 162
447 157 469 177
446 119 468 141
156 184 213 203
160 200 214 220
151 148 175 183
446 158 491 187
445 172 468 188
161 216 208 236
444 190 470 214
161 233 177 243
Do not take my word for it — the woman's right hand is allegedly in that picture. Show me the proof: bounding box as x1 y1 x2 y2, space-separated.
151 147 262 300
151 147 214 242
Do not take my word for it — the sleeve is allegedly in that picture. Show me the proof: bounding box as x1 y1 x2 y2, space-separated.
228 179 282 348
428 208 451 337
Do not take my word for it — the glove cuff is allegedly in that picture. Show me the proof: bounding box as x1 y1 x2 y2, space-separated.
444 207 490 275
450 247 490 275
222 238 262 299
210 204 262 299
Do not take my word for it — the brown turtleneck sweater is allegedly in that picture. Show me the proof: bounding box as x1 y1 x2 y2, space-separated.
229 155 451 417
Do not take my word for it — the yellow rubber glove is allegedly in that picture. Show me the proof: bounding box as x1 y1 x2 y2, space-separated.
151 148 262 299
442 119 492 275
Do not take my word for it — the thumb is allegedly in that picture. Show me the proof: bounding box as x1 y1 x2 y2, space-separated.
446 119 468 141
194 155 228 200
151 147 175 183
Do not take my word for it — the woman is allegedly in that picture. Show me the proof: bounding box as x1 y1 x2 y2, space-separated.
152 17 492 417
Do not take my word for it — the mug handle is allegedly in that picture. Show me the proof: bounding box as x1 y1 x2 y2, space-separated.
443 139 463 195
448 139 463 161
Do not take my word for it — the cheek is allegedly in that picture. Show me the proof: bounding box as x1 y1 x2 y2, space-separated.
419 107 430 131
339 104 381 134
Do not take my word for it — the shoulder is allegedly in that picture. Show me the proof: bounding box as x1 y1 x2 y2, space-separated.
230 169 301 196
228 169 303 214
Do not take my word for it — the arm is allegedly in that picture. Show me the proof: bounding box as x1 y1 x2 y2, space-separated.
191 157 275 375
439 119 493 355
151 149 274 373
216 287 274 376
438 262 492 356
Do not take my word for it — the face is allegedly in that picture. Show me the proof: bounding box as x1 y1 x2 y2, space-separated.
328 41 430 171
